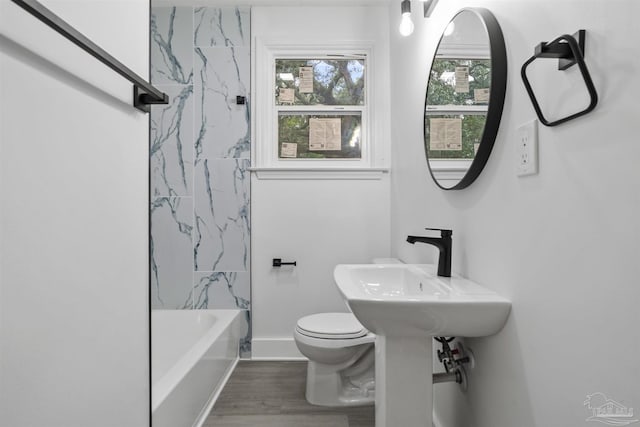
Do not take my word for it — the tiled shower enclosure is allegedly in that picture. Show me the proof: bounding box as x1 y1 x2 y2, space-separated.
150 6 251 356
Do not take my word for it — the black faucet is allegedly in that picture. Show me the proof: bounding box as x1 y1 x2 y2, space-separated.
406 228 452 277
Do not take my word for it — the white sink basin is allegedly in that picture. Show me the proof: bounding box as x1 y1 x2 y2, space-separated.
333 264 511 427
334 263 511 337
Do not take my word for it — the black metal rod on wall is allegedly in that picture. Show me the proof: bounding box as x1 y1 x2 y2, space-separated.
10 0 169 113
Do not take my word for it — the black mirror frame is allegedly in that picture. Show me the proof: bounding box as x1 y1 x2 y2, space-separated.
424 7 507 190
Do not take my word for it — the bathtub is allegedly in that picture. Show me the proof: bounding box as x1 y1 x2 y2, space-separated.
152 309 243 427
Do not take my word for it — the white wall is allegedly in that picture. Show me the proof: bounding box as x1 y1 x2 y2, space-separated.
0 1 149 426
251 6 391 358
389 1 640 426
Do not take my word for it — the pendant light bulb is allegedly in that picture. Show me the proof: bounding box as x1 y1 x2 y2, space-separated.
399 0 414 37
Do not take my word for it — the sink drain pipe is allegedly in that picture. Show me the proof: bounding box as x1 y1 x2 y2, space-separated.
433 370 463 384
432 337 473 390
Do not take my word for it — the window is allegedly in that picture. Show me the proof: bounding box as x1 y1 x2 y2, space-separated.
253 41 383 176
275 57 365 160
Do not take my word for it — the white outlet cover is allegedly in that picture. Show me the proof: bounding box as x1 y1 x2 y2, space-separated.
516 119 538 176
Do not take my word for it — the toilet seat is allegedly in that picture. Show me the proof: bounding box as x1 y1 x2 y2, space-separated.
296 313 369 340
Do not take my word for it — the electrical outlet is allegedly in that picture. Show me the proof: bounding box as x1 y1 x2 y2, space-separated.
516 119 538 176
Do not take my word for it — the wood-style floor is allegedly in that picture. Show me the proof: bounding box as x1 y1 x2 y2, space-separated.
206 361 375 427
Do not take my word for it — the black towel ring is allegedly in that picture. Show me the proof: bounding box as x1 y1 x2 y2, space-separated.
521 30 598 127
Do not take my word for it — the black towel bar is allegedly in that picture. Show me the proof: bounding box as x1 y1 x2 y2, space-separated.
10 0 169 113
521 30 598 127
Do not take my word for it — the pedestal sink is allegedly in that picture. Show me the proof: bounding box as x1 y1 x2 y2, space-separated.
333 264 511 427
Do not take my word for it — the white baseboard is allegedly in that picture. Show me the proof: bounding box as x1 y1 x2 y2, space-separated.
251 337 306 360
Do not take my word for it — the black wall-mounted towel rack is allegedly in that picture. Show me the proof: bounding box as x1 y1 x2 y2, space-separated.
10 0 169 113
521 30 598 127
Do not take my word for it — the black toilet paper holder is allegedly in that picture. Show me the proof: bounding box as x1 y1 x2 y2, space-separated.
273 258 297 267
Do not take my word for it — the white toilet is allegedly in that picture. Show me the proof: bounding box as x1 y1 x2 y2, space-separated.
294 312 375 407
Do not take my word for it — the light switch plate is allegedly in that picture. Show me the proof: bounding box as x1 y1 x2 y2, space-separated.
516 120 538 176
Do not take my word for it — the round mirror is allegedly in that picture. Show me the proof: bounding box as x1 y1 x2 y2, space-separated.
424 8 506 190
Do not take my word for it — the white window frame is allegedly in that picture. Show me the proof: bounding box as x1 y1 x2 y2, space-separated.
252 38 386 179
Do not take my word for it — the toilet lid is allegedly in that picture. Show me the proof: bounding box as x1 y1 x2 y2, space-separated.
296 313 368 339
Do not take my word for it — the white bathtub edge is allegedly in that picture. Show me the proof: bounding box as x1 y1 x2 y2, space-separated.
152 310 239 411
433 411 444 427
152 309 243 427
192 356 239 427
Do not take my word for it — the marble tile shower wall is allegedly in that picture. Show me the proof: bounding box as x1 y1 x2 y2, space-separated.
150 6 251 356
